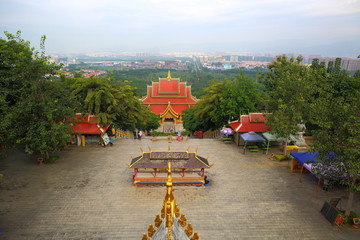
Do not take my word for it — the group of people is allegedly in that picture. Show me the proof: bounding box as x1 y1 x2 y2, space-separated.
133 130 143 140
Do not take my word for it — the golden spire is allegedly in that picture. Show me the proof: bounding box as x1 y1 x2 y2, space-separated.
164 162 174 240
141 160 200 239
167 70 172 79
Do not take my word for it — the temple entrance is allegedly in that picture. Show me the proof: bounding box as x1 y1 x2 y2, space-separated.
163 125 175 133
164 118 174 123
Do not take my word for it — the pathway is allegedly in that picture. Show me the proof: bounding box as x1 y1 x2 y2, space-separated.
0 137 359 239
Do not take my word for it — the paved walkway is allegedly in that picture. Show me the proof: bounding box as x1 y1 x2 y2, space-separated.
0 137 359 239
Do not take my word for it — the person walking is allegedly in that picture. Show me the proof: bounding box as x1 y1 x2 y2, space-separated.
138 130 143 140
177 131 182 141
133 130 137 140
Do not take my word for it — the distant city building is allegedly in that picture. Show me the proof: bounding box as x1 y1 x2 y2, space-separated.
305 57 360 71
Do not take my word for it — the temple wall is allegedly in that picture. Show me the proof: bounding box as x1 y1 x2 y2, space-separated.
156 123 184 133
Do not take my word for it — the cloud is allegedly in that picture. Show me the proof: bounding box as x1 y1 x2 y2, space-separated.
1 0 359 55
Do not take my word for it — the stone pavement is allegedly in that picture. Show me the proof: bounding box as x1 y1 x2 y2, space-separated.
0 137 359 240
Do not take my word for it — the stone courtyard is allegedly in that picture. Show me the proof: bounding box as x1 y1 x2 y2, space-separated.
0 137 359 239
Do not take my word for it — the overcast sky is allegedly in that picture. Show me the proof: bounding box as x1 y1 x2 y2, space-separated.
1 0 359 57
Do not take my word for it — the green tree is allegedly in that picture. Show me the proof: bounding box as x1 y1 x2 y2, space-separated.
182 107 205 132
309 59 360 216
261 55 310 154
183 73 264 131
71 77 121 124
0 31 75 160
134 105 160 132
71 76 157 131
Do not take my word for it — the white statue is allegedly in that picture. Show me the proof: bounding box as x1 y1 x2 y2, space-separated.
295 121 307 148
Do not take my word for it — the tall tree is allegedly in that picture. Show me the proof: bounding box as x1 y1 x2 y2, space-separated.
182 107 206 132
134 105 160 132
71 76 157 131
71 77 121 124
183 73 264 131
0 31 75 159
261 55 310 153
309 59 360 216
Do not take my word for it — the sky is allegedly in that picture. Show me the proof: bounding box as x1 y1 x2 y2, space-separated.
1 0 360 57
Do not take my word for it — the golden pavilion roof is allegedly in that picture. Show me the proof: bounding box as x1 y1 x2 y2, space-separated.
129 148 212 169
141 162 200 240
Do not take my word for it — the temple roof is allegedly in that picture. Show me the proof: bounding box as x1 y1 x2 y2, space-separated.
67 114 110 134
129 150 211 169
160 103 180 119
141 72 197 114
141 162 200 240
229 113 271 133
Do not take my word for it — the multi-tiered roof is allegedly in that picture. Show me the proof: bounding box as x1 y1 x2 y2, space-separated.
141 72 197 122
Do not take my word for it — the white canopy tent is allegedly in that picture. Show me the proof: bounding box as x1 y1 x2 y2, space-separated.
262 132 298 154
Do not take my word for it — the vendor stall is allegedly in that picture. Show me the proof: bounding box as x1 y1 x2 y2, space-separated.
240 131 266 154
262 132 298 154
290 152 344 183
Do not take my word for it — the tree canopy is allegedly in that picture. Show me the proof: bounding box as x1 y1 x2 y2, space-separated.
70 76 159 131
183 73 264 131
0 31 160 160
262 55 360 215
260 55 310 153
309 59 360 216
0 31 75 159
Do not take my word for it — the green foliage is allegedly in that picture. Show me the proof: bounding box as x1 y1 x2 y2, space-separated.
134 106 160 131
261 55 311 153
183 72 264 132
309 59 360 200
182 107 205 132
44 155 59 164
70 75 160 131
181 130 190 136
0 31 75 159
263 55 359 215
111 68 263 98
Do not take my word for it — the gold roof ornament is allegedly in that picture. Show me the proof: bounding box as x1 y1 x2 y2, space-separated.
167 70 172 79
141 162 200 240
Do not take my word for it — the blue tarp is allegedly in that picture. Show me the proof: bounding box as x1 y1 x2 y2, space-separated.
290 152 319 165
240 131 266 142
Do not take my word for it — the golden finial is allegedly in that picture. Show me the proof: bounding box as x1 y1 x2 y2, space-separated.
167 228 172 240
147 224 156 237
164 162 175 238
185 223 193 237
140 147 144 153
142 233 149 240
179 214 187 227
174 204 180 218
148 146 152 152
154 214 162 228
161 205 165 218
191 232 199 240
168 144 171 151
167 70 172 79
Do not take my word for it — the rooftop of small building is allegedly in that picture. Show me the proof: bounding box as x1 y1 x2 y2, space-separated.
129 150 211 169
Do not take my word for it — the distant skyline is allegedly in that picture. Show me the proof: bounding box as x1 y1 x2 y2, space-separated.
1 0 360 57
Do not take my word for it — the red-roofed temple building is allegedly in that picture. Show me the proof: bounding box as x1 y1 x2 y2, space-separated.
229 113 271 145
141 72 198 132
68 114 110 146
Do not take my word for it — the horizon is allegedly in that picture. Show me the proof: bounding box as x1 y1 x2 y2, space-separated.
1 0 360 58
